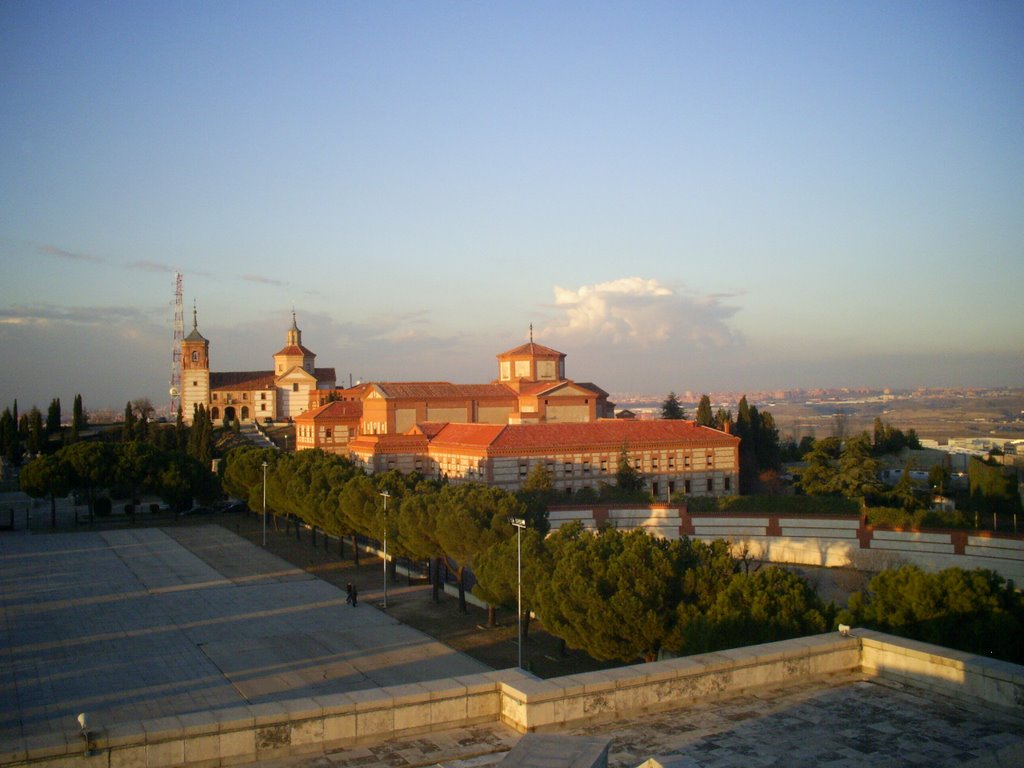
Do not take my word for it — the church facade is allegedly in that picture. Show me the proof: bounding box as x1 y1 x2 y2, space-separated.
180 310 336 424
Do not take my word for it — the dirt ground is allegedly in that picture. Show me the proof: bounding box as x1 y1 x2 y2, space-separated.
212 512 622 679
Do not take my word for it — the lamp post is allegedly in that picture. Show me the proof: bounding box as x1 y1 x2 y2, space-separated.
380 490 390 609
261 461 268 547
509 517 527 670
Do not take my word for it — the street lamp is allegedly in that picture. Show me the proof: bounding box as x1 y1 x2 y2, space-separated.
509 516 527 670
261 461 268 547
380 490 391 609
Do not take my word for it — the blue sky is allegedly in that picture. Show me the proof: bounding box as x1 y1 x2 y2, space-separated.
1 1 1022 413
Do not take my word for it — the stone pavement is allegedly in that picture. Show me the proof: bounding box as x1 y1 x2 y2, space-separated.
0 526 490 742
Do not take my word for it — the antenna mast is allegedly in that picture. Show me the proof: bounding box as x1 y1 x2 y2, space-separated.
169 272 183 416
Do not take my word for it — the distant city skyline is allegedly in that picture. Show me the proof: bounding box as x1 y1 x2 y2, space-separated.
2 2 1022 412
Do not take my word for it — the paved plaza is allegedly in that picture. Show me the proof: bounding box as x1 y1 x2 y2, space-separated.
0 526 490 742
2 525 1022 767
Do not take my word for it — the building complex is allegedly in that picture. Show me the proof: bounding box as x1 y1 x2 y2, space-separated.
182 313 739 496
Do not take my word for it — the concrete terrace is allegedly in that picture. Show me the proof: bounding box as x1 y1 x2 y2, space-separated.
1 526 1022 768
0 527 490 742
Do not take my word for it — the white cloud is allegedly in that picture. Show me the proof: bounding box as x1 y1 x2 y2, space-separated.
543 277 742 348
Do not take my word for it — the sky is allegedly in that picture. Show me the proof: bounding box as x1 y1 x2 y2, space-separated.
1 1 1022 414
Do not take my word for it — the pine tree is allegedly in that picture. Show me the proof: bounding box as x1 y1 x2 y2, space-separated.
46 398 61 437
27 407 43 456
696 395 714 427
661 392 686 420
71 394 85 443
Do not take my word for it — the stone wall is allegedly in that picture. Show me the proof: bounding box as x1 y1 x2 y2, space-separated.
7 632 1021 768
548 506 1024 583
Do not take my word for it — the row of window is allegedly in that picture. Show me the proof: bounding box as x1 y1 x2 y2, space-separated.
211 391 270 401
517 453 717 478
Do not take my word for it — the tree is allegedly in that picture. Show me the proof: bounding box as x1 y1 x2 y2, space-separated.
20 453 72 528
928 464 950 496
533 525 688 663
797 437 841 496
839 565 1024 664
673 567 828 655
661 392 685 420
123 402 137 442
833 433 882 499
26 406 43 457
473 524 545 633
695 395 714 427
435 484 523 614
397 486 448 602
614 445 644 494
71 394 86 442
968 456 1022 518
888 463 921 511
61 441 117 523
713 407 732 433
1 407 23 466
46 397 61 438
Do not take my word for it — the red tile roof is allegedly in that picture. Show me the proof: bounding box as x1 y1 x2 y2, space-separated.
429 420 738 456
274 344 315 357
497 341 565 358
429 423 508 449
297 400 362 421
210 371 276 390
373 382 516 399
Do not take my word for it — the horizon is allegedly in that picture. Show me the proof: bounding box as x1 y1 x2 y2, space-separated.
2 2 1022 412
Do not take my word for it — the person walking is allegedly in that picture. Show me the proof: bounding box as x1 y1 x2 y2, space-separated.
350 584 358 607
345 583 353 605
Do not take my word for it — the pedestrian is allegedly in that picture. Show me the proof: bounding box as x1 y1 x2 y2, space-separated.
351 584 358 607
345 583 353 605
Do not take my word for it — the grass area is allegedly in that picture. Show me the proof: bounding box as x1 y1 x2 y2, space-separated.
686 495 860 516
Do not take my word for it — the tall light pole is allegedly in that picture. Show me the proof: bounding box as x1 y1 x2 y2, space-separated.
261 461 268 547
380 490 390 609
510 517 526 670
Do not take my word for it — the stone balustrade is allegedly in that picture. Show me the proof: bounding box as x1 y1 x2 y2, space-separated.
4 632 1021 768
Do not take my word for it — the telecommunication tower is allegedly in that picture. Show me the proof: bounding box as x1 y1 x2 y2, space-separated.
169 272 183 416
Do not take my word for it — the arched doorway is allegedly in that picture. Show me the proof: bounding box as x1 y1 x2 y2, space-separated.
224 406 236 423
241 406 249 421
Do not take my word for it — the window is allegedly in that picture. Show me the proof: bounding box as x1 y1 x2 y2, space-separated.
600 459 608 473
564 462 573 476
724 477 731 491
684 456 691 468
212 393 218 401
191 351 199 362
519 464 528 478
261 404 267 411
706 478 714 492
242 393 247 400
652 458 658 470
324 429 332 439
706 454 713 466
292 383 299 392
684 480 691 494
668 456 675 469
261 392 267 400
583 461 590 474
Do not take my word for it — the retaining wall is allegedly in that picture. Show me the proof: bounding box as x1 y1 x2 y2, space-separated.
5 632 1021 768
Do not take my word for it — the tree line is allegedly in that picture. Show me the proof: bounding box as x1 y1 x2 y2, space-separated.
661 392 782 493
221 446 831 662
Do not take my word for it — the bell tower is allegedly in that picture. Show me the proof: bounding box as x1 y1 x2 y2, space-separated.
181 303 210 423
